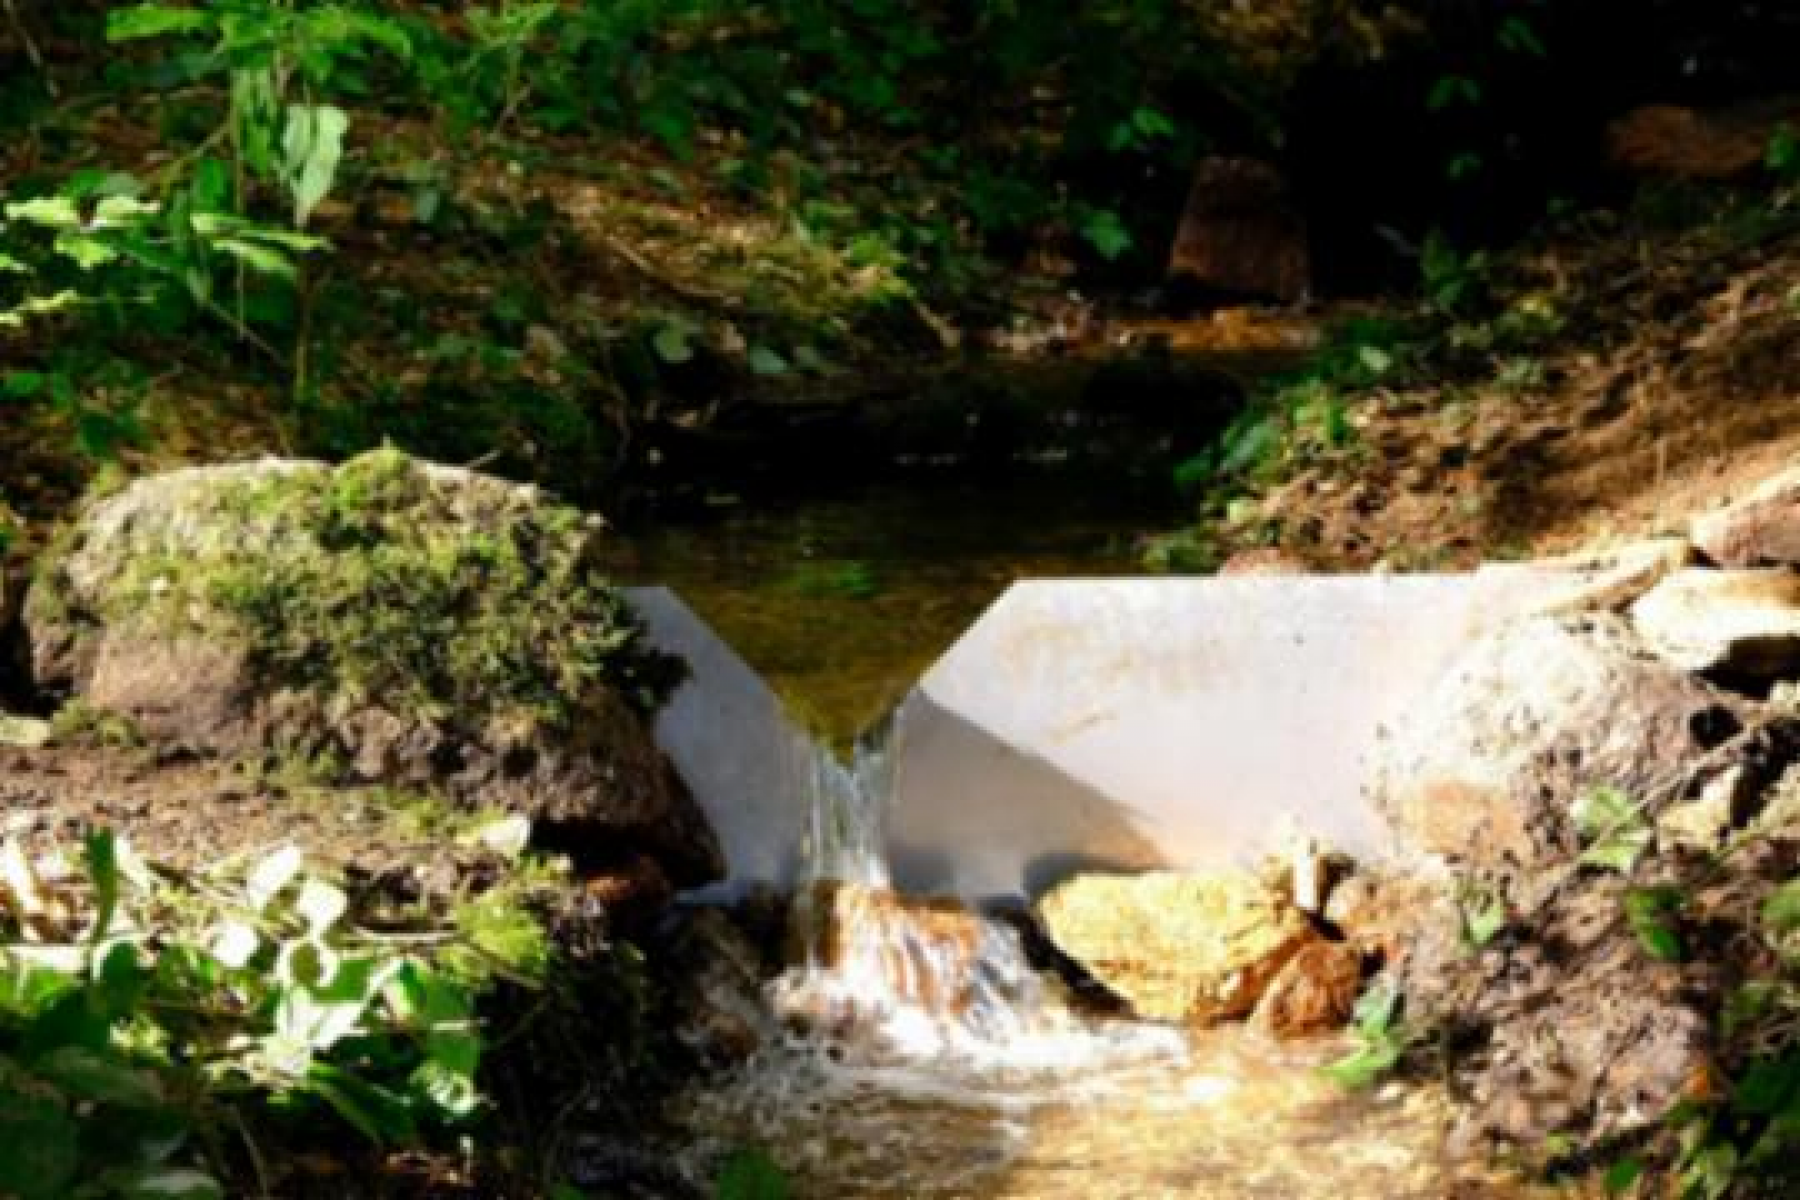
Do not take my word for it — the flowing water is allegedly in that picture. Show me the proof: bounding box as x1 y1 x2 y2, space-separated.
667 735 1522 1200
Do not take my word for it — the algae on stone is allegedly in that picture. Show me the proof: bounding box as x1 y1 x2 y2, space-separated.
1037 870 1317 1024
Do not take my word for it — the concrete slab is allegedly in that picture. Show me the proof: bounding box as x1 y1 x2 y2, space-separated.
884 573 1583 899
633 572 1594 901
624 587 822 893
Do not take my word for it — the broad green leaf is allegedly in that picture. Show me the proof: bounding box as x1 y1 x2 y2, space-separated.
1762 878 1800 935
215 237 295 279
718 1147 791 1200
280 104 350 229
748 345 790 376
302 1062 416 1145
209 920 260 970
4 195 81 230
1732 1049 1800 1116
295 877 347 934
1079 208 1132 261
651 321 694 364
106 6 216 42
1321 1036 1403 1090
85 830 120 942
34 1045 165 1108
93 195 159 227
1624 887 1685 963
276 936 340 991
118 1167 224 1200
0 253 27 274
52 232 119 270
1574 785 1651 873
1602 1156 1644 1195
246 844 303 911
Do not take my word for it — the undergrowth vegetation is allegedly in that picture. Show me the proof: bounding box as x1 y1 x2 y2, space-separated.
0 827 553 1198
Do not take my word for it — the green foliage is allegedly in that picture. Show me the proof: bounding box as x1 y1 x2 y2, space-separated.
1456 881 1506 951
1322 977 1413 1090
1574 785 1653 874
717 1146 791 1200
0 831 530 1195
1623 886 1685 964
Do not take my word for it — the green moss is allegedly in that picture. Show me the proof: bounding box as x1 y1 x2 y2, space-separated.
101 448 680 735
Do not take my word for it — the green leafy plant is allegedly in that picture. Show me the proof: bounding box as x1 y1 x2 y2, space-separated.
1574 785 1653 874
0 829 537 1196
1323 978 1414 1089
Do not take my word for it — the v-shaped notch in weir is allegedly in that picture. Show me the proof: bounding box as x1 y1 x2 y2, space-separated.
627 565 1600 903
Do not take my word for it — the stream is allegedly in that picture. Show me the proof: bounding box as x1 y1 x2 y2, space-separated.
608 335 1540 1198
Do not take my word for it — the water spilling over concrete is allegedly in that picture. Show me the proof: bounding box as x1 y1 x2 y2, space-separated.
629 569 1599 899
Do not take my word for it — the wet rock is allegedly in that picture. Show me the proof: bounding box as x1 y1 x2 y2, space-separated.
1629 568 1800 679
1168 157 1310 305
660 906 772 1066
583 854 674 938
1250 940 1363 1039
1036 870 1317 1024
1378 614 1740 890
25 451 721 885
1692 463 1800 568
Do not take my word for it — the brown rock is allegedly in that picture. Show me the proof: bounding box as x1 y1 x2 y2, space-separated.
1477 537 1695 615
1037 870 1317 1024
1251 940 1363 1039
660 907 771 1065
583 854 674 936
1322 870 1445 965
1378 614 1741 891
1168 157 1310 305
1608 102 1800 180
1629 568 1800 678
1693 464 1800 567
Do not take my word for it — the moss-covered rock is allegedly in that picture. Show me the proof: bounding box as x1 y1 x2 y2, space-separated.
25 448 721 884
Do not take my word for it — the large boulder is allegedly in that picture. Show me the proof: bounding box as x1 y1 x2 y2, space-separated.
1036 870 1317 1024
1377 613 1743 890
1168 157 1310 305
1692 463 1800 568
1407 878 1717 1156
24 450 721 884
1629 568 1800 680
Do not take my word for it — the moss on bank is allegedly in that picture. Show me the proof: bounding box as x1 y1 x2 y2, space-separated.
64 447 681 736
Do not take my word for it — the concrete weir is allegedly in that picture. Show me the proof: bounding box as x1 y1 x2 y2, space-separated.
627 571 1581 901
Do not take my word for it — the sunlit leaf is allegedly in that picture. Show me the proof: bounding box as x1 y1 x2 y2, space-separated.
106 6 216 42
246 844 304 912
280 104 349 229
4 195 81 230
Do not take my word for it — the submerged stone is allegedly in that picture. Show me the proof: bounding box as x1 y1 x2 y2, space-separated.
1036 870 1316 1025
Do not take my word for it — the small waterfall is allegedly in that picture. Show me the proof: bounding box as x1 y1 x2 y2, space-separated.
769 729 1182 1072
